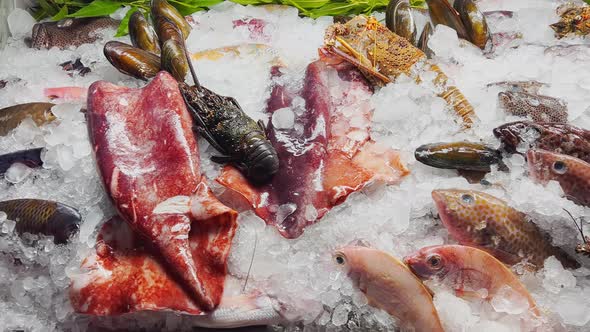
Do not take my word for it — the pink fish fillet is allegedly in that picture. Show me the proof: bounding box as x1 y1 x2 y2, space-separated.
76 71 237 313
217 57 409 239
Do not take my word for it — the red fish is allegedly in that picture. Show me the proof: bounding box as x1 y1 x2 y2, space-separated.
527 149 590 207
79 71 237 312
217 58 409 238
44 87 88 102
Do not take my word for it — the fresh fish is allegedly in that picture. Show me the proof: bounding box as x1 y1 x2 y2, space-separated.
0 148 43 174
404 245 541 316
431 189 579 269
334 246 444 331
498 91 568 123
0 199 80 244
415 141 503 172
527 149 590 207
27 17 119 49
486 80 548 94
493 121 590 162
0 102 55 136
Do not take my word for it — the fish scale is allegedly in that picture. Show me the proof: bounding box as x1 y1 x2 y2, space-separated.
432 189 579 269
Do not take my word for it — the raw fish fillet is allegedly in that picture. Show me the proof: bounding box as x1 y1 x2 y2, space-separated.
75 71 237 313
218 60 409 239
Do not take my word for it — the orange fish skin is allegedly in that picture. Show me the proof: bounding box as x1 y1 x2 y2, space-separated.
527 149 590 208
432 189 579 269
404 244 540 316
334 246 444 332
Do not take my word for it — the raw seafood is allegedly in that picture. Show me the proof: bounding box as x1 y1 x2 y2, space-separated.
527 149 590 208
334 246 444 331
498 91 568 123
218 58 408 238
0 199 80 244
432 189 579 269
415 141 503 172
494 121 590 163
84 71 237 311
0 148 43 174
27 17 118 49
0 102 55 136
405 245 541 316
71 217 283 328
323 15 477 128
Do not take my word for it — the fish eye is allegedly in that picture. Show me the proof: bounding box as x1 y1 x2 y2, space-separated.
334 253 346 265
552 161 567 174
427 254 442 269
461 194 474 205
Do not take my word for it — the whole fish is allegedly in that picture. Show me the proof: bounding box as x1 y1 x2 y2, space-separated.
0 199 81 244
498 91 568 123
0 102 55 136
493 121 590 163
432 189 579 269
415 141 503 172
0 148 43 174
404 245 540 316
334 246 444 331
27 17 119 49
527 149 590 207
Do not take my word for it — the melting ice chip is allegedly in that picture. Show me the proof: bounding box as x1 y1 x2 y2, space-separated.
554 289 590 326
1 219 16 234
331 303 351 326
7 8 36 39
277 203 297 224
542 256 576 294
304 204 318 221
272 107 295 129
490 285 529 315
5 163 32 184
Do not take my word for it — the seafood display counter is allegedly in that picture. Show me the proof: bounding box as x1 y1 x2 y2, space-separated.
0 0 590 331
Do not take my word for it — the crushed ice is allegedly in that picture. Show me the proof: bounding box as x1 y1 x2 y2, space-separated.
0 0 589 331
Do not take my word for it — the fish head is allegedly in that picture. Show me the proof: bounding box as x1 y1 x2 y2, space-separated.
497 91 515 108
30 22 51 49
333 246 398 291
432 189 500 245
403 245 453 280
493 121 540 153
527 149 580 185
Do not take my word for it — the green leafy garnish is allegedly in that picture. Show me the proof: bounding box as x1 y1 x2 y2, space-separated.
30 0 429 36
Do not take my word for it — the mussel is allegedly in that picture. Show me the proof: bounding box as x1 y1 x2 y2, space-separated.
386 0 418 45
453 0 491 50
426 0 469 40
385 0 492 52
151 0 192 39
104 41 161 80
154 16 190 82
129 11 161 55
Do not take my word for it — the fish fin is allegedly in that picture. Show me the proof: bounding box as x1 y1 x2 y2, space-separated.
450 268 492 298
481 247 523 266
457 169 487 183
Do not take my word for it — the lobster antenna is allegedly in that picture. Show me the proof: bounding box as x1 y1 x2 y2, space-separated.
242 229 258 293
563 208 585 239
183 40 201 90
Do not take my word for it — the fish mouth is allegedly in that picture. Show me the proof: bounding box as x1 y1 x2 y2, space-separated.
431 190 448 219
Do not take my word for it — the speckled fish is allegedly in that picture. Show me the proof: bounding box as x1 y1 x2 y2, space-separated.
0 199 80 244
498 91 568 123
28 17 119 49
431 189 579 269
0 102 55 136
404 245 541 316
0 148 43 174
527 149 590 207
493 121 590 162
415 141 503 172
334 246 444 331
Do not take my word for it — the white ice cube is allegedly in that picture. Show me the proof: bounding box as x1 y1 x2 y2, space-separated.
272 107 295 129
331 303 351 326
5 163 32 184
7 9 36 39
